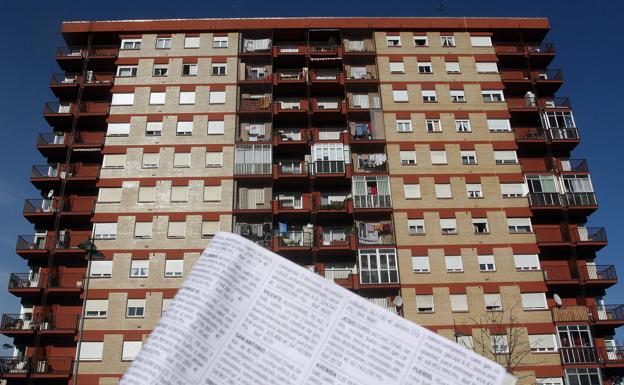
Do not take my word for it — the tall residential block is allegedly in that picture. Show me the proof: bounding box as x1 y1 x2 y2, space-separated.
2 17 619 385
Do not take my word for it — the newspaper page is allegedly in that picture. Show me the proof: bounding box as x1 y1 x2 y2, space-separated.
120 232 516 385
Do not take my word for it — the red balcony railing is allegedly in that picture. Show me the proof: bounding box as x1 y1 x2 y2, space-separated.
8 272 84 290
0 356 74 378
1 313 79 332
543 264 617 283
77 101 110 114
37 133 67 146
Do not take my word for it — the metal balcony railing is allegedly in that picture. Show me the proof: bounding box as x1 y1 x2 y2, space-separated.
1 313 79 331
88 46 119 57
527 192 564 207
31 165 59 179
56 46 85 57
565 192 597 206
600 346 624 365
547 128 580 141
234 162 272 175
276 161 308 176
318 229 352 247
8 273 44 289
583 264 616 281
275 231 313 247
591 304 624 322
578 227 607 243
0 356 30 375
323 267 356 282
514 127 546 141
353 195 392 209
23 199 56 214
526 42 555 53
0 356 74 377
37 133 66 146
44 102 72 114
560 347 599 364
16 235 48 251
312 160 345 174
50 73 80 85
309 42 339 53
560 159 588 172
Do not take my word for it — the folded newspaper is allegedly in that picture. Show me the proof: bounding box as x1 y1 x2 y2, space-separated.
120 232 517 385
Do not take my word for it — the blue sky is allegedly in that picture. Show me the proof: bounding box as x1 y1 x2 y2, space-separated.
0 0 622 346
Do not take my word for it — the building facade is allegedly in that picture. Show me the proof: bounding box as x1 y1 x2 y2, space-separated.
2 17 620 385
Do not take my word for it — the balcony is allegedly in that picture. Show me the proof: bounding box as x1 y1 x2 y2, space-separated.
552 305 624 326
528 192 565 208
235 162 272 176
311 160 348 177
527 192 598 212
313 194 353 215
238 95 272 113
275 43 306 56
356 222 395 246
310 98 345 114
23 199 57 224
275 69 305 83
543 264 617 286
321 265 358 289
559 159 589 172
349 121 385 142
53 232 92 253
50 72 114 98
577 227 608 249
234 222 272 248
346 94 381 111
273 231 313 251
345 67 378 83
43 102 73 127
559 346 624 367
317 228 356 251
36 132 68 157
0 356 74 379
507 97 572 112
30 164 61 188
7 273 44 296
56 46 118 72
8 272 84 297
494 42 555 66
353 154 388 173
272 194 312 215
0 313 79 336
309 70 343 84
308 42 342 56
73 131 105 150
240 37 272 55
343 38 376 54
59 197 96 221
353 194 392 210
16 235 49 259
273 161 309 179
77 101 110 116
273 99 308 114
273 128 308 146
500 69 563 93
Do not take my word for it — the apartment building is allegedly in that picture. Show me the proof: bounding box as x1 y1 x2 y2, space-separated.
2 17 619 385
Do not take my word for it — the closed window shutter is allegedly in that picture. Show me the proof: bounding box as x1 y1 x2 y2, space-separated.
440 218 457 232
404 184 421 198
98 188 122 203
501 183 526 196
416 295 434 312
389 62 404 72
111 93 134 105
138 187 156 202
103 154 126 168
209 91 226 104
205 152 223 167
142 153 159 167
171 186 188 202
179 91 196 104
165 260 184 276
411 256 430 272
450 294 468 311
122 341 143 361
93 223 117 239
484 294 502 309
208 121 225 134
79 342 103 361
521 293 548 309
393 90 408 102
445 255 463 271
478 255 496 268
507 218 532 230
201 221 220 236
149 92 166 105
529 334 557 352
435 184 452 198
476 62 498 73
106 123 130 136
514 254 540 270
146 122 163 134
487 119 511 131
494 151 518 163
173 153 191 167
184 36 200 48
90 261 112 277
176 121 193 135
470 36 492 47
430 151 447 164
445 62 460 72
168 221 186 238
134 222 152 238
85 300 108 315
203 186 222 201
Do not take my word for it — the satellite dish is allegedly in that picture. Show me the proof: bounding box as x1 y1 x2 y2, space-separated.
393 296 403 307
553 294 562 307
47 190 54 198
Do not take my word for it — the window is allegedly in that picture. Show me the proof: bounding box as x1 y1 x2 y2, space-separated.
90 261 112 278
358 248 399 284
440 218 457 234
482 90 505 102
403 184 421 199
491 335 509 353
426 119 441 132
421 90 437 102
153 64 168 77
412 256 430 272
435 184 452 199
564 369 601 385
133 222 152 239
392 90 408 102
457 336 474 350
121 39 141 50
507 218 533 233
211 63 227 76
455 120 471 133
450 294 469 312
168 221 186 238
171 186 189 202
478 255 496 271
116 65 137 77
111 93 134 106
441 36 455 47
208 120 225 135
450 90 465 102
205 152 223 167
413 36 428 46
138 186 156 203
179 91 196 105
142 153 159 168
213 36 228 48
563 175 594 193
461 150 477 164
122 341 142 361
103 154 126 168
514 254 541 271
176 121 193 136
389 61 404 73
130 260 149 277
182 63 198 76
92 223 117 240
445 255 463 272
173 152 191 168
470 36 492 47
476 62 499 73
98 188 122 203
529 335 558 352
184 36 200 48
418 62 432 73
501 183 526 198
416 295 435 313
487 119 511 132
408 219 425 235
149 92 166 105
155 37 171 49
537 378 564 385
544 111 576 129
521 293 548 310
126 299 145 318
445 61 460 73
204 185 222 201
484 293 502 311
466 184 483 198
396 119 412 132
473 219 490 234
145 121 163 136
201 221 220 237
209 90 226 104
400 151 416 165
78 342 103 361
430 150 447 164
526 175 558 194
85 300 108 318
494 151 518 164
386 36 401 47
165 260 184 277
